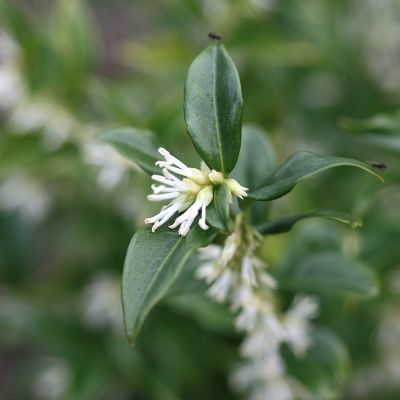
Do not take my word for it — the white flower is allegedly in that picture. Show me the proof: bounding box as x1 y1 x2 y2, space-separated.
145 147 248 236
207 269 236 303
33 358 70 400
226 178 248 199
196 218 317 400
283 296 319 357
241 255 258 286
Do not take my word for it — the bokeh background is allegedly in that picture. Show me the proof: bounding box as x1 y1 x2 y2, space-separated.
1 0 400 399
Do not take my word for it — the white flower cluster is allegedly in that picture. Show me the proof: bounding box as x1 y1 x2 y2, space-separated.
0 31 135 192
197 216 318 400
145 147 248 236
0 32 79 150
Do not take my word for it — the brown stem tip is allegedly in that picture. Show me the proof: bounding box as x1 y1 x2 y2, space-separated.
208 32 222 40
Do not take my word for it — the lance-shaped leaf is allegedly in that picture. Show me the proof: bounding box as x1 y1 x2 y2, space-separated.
341 113 400 153
340 111 400 134
232 124 276 189
281 251 379 298
248 151 383 201
258 210 362 235
232 124 276 224
206 183 230 231
100 127 160 175
122 225 215 343
184 42 243 173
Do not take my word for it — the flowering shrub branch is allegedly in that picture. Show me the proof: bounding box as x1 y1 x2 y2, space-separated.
102 39 383 399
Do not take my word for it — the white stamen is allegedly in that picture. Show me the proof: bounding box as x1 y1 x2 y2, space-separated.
147 192 179 201
145 148 246 236
198 203 209 230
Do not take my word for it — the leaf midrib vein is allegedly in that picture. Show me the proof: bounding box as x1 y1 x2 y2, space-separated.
212 46 225 173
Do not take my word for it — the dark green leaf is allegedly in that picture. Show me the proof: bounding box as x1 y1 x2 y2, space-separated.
281 251 379 298
232 123 276 189
285 328 350 399
122 225 215 343
100 127 160 175
167 293 234 335
184 42 243 173
206 183 230 231
232 123 277 224
258 209 362 235
248 151 383 201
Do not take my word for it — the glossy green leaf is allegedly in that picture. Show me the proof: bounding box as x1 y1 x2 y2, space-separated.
248 151 383 201
122 225 215 343
232 124 276 224
281 251 379 298
100 127 160 175
184 42 243 173
232 124 276 189
285 328 350 399
206 183 230 231
258 209 362 235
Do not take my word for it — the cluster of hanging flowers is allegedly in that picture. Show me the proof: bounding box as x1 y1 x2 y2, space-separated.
197 215 319 400
145 147 248 236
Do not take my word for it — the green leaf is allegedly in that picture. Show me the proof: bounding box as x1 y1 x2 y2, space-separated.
281 251 379 298
248 151 383 201
100 127 160 175
232 123 276 224
340 111 400 134
122 225 215 343
206 183 230 231
167 292 234 335
341 113 400 153
232 124 276 189
184 42 243 173
50 0 94 96
284 328 350 399
258 209 362 235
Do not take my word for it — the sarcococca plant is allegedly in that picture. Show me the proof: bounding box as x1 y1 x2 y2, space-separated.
101 36 383 399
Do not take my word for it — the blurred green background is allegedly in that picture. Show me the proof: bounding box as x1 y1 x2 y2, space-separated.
1 0 400 399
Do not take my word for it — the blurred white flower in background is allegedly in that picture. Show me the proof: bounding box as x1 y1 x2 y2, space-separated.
32 358 70 400
81 273 124 334
0 174 51 221
0 31 79 150
83 141 137 190
0 32 24 110
9 97 77 150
